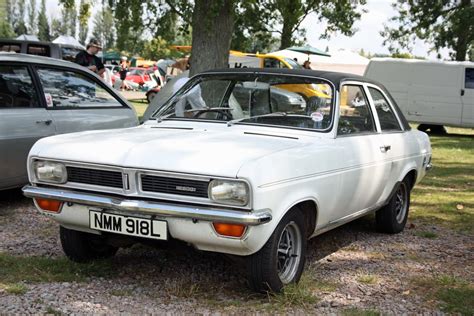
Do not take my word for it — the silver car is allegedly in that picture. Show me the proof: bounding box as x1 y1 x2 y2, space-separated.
0 53 138 190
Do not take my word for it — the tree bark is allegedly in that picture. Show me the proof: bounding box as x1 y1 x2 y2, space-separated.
280 19 293 50
189 0 235 76
454 0 471 61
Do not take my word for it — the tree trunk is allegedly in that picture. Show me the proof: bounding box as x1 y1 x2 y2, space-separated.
454 0 471 61
189 0 235 76
280 20 293 50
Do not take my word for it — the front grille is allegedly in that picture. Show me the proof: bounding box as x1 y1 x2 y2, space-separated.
141 175 209 198
67 166 124 189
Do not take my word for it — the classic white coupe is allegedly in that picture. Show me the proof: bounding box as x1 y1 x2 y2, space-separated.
23 69 432 292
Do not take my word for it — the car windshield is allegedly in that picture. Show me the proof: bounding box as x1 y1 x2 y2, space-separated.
129 69 145 76
283 58 303 69
153 73 334 131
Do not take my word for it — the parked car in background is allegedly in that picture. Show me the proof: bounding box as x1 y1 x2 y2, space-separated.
126 67 154 86
365 58 474 133
0 53 138 190
0 39 83 61
23 68 431 293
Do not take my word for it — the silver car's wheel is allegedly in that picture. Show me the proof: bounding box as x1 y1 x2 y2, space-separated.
277 221 303 284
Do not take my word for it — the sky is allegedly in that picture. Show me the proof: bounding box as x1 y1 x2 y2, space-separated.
45 0 450 60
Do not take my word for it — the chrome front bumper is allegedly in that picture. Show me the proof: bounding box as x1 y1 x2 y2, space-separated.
22 185 272 226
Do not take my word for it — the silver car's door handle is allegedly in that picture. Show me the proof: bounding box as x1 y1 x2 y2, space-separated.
36 119 52 125
380 145 391 153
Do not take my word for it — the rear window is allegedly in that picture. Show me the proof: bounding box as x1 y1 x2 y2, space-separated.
465 68 474 89
0 43 21 53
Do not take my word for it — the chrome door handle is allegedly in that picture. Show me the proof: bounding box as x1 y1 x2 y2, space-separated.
36 119 52 125
380 145 391 153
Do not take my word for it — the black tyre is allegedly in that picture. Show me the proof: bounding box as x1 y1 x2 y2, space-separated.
417 124 428 132
376 178 411 234
60 226 118 263
147 91 157 103
418 124 447 135
430 125 447 135
246 208 307 293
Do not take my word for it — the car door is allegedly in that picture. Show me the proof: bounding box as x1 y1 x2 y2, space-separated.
461 67 474 127
0 64 56 190
365 84 419 197
34 66 138 134
331 83 390 222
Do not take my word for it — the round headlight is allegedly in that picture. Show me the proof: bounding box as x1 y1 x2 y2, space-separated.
34 161 67 184
208 180 249 206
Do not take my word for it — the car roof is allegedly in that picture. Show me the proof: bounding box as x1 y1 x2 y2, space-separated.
200 67 379 87
0 52 85 70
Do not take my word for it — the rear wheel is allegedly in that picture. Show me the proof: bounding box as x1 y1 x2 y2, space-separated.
376 178 411 234
246 208 306 293
60 226 118 262
147 91 157 103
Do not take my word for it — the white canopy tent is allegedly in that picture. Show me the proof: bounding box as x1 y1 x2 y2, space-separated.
52 36 85 49
270 49 369 75
16 34 39 41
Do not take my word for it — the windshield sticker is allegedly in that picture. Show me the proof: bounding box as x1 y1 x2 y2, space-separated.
310 112 324 122
44 93 53 107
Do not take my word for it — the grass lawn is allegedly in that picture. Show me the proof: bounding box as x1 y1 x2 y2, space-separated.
410 126 474 233
131 101 149 121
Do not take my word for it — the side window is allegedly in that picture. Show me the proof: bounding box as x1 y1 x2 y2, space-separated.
37 68 122 108
368 87 402 132
0 43 21 53
465 68 474 89
61 47 81 62
264 58 283 68
0 65 39 108
27 45 50 57
338 85 375 135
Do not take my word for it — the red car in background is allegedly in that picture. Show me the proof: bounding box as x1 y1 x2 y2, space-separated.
126 67 154 86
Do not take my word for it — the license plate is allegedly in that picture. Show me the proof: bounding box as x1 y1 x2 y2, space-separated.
89 210 167 240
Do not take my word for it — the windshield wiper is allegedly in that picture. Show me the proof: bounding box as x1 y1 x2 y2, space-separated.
227 112 289 126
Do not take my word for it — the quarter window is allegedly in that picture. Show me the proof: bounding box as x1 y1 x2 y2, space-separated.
338 85 375 135
0 66 39 108
27 45 50 57
465 68 474 89
37 68 122 108
368 87 402 132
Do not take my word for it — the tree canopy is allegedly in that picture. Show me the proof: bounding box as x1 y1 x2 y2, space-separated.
382 0 474 61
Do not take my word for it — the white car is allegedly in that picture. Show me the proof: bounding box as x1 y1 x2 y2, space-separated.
23 69 432 293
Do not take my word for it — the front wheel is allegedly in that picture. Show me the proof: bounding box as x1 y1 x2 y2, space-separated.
376 178 411 234
246 208 307 293
60 226 118 262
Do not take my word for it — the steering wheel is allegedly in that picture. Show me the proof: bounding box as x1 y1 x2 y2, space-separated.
0 93 14 107
192 109 233 121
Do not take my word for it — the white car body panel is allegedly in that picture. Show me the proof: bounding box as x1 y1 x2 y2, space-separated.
25 71 432 256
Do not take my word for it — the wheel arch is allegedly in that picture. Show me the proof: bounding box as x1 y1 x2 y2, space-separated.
283 198 318 238
404 168 417 190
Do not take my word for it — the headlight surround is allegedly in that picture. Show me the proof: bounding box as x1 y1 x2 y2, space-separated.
33 160 67 184
208 180 249 206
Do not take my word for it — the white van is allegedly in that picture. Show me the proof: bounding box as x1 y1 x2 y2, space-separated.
364 58 474 133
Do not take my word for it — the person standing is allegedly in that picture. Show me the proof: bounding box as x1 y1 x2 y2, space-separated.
75 39 105 76
119 56 129 91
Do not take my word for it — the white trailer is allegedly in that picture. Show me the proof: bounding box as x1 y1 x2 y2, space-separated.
364 58 474 133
